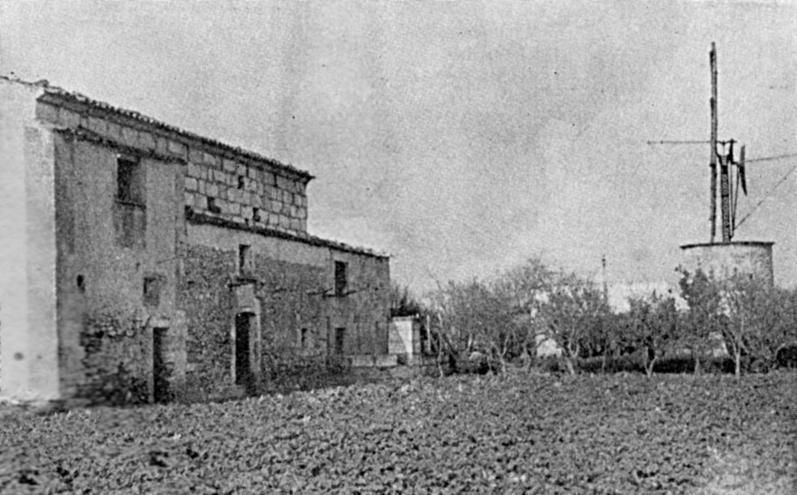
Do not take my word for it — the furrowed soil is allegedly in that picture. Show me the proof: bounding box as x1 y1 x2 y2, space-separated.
1 372 795 494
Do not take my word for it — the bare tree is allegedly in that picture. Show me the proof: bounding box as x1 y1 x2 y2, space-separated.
677 268 723 374
721 275 796 375
626 292 679 377
533 270 609 375
499 258 555 368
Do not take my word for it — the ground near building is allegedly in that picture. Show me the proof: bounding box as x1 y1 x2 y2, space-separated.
1 371 795 494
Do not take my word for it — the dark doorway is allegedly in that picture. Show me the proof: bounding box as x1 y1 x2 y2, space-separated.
235 313 252 387
153 327 169 402
334 327 346 355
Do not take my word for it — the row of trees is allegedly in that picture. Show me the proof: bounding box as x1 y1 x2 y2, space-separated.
392 258 797 377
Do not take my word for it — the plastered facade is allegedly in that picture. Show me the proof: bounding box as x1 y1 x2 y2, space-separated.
680 241 774 287
0 77 390 405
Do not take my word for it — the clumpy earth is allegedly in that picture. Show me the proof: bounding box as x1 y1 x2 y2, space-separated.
1 371 795 494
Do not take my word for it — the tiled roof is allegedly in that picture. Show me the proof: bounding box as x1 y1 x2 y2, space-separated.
2 75 313 180
186 208 389 259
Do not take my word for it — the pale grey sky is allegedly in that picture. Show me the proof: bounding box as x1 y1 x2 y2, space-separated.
2 1 795 292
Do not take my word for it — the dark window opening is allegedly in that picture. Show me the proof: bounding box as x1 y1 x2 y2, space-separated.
252 207 261 222
143 275 163 307
153 327 170 402
116 157 144 205
238 244 252 275
300 328 308 349
207 197 221 214
235 313 253 387
237 175 245 189
334 261 347 296
76 274 85 293
334 327 346 355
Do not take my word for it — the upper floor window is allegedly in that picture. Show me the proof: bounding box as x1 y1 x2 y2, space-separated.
334 261 347 296
116 156 144 206
114 155 146 248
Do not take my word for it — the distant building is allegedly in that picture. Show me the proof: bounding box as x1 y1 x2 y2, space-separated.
0 77 391 405
607 281 683 312
388 315 428 364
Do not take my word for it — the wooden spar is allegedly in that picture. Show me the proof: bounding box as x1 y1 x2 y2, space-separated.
709 42 718 243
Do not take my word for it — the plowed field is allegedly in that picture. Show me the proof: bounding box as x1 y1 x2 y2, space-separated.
1 372 795 494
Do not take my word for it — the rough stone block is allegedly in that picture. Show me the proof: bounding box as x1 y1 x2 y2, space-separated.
187 163 201 178
236 163 246 176
168 139 187 158
223 158 237 173
156 136 169 155
59 108 82 128
184 192 195 207
188 148 204 164
87 116 107 135
289 218 302 232
185 177 198 191
202 152 219 167
206 183 219 197
276 175 290 191
197 180 206 194
35 102 59 123
241 206 253 220
282 190 292 203
121 126 138 147
279 215 290 229
247 166 257 179
138 130 156 150
298 207 307 219
270 200 281 213
107 122 122 141
195 195 207 210
228 202 241 215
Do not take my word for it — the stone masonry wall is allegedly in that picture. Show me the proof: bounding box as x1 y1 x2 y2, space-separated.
36 96 310 237
178 244 237 402
185 157 308 234
180 223 391 400
51 130 182 405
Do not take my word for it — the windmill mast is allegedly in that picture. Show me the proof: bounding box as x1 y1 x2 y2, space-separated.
709 42 718 242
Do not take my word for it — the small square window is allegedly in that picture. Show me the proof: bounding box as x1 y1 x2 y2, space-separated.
238 244 252 275
143 275 163 307
299 328 308 349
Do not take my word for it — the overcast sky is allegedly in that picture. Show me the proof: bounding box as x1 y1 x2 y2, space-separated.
2 1 795 293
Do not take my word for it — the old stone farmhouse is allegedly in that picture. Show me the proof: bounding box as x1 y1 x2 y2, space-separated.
0 77 391 405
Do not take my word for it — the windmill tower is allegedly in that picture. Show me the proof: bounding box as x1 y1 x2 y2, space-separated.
679 43 774 286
